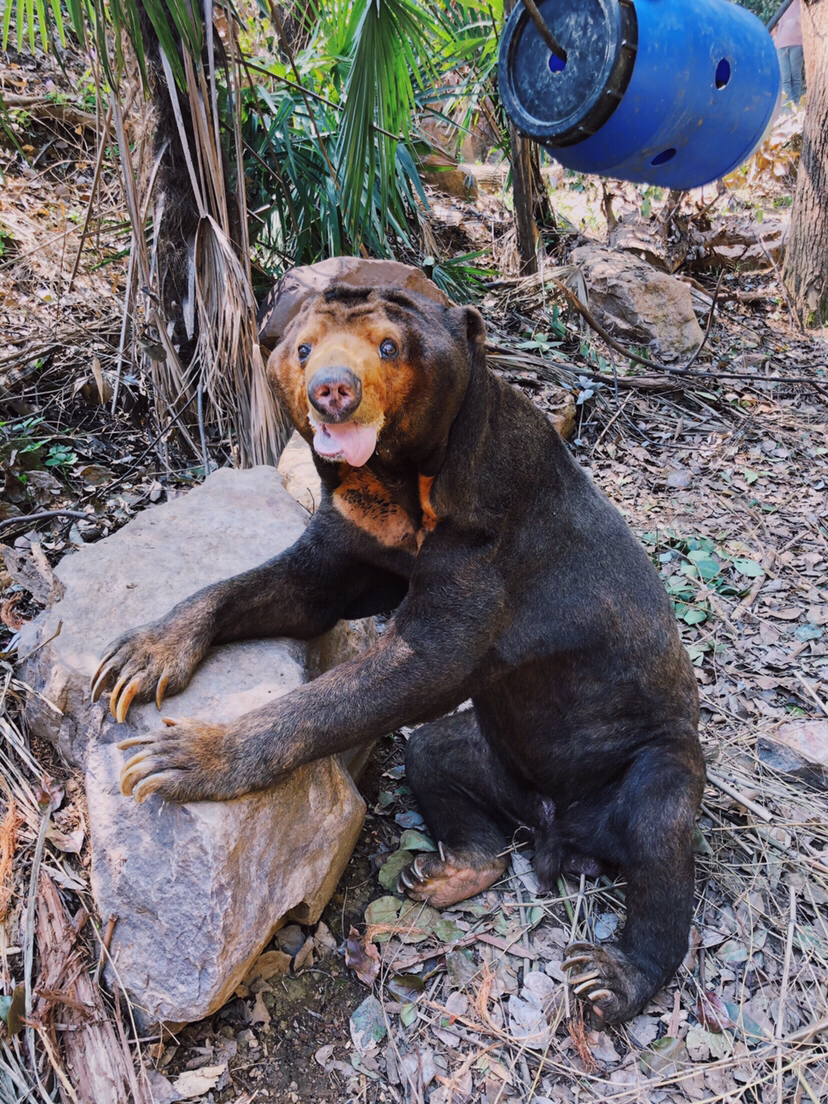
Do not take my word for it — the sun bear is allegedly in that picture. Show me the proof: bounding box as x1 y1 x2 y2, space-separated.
92 286 705 1023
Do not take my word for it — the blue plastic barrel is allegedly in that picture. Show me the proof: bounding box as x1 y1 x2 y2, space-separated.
498 0 780 189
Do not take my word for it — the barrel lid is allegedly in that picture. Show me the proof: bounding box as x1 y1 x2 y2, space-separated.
499 0 638 147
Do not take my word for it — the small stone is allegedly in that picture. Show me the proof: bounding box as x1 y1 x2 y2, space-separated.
274 925 306 958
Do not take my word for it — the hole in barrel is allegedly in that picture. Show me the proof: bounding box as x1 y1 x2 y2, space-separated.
548 52 566 74
651 148 677 166
715 58 731 89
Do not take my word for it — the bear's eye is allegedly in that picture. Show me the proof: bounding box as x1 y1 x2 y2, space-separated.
379 339 398 359
297 343 311 362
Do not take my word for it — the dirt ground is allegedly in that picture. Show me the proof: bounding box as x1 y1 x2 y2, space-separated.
1 49 827 1104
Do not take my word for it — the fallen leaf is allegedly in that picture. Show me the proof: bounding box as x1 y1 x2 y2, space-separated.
445 948 477 989
693 990 733 1033
400 1046 437 1088
434 916 464 943
717 938 748 964
639 1036 687 1076
686 1023 733 1061
666 467 692 489
79 463 114 486
397 899 441 944
345 926 380 986
44 824 84 853
507 971 555 1051
314 1043 335 1070
314 920 338 955
364 895 402 943
395 810 426 829
398 828 437 852
244 949 291 983
172 1062 227 1098
593 913 618 940
588 1028 621 1064
626 1013 660 1047
732 557 764 577
144 1069 180 1104
349 994 386 1054
378 848 413 889
2 986 25 1036
251 990 271 1028
386 973 425 1001
724 1002 769 1046
294 936 314 972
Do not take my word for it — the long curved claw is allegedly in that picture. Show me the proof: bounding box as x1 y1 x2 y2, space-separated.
569 968 601 984
571 971 602 995
561 953 593 973
412 855 427 880
109 673 131 719
132 773 172 804
155 673 170 711
117 734 154 751
120 750 155 796
115 675 144 724
587 988 613 1003
91 658 119 703
398 868 416 891
438 840 446 862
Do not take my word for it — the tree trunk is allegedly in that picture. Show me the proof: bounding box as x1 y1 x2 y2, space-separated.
508 120 540 275
504 0 539 275
782 0 828 325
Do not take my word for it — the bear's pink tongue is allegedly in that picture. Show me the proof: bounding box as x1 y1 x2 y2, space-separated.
312 422 377 467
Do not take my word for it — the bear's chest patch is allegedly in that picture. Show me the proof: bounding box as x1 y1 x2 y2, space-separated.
333 469 420 551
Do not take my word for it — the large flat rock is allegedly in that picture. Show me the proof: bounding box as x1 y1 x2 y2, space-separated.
18 466 376 1026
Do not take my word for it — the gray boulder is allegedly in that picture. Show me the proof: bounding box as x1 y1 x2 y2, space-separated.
570 244 705 360
18 466 377 1027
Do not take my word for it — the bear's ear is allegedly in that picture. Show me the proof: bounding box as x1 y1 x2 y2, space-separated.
447 305 487 369
463 305 487 349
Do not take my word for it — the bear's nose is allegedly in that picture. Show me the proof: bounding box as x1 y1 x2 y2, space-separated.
307 367 362 422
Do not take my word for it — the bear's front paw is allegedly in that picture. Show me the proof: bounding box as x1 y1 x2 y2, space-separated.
118 717 246 804
91 620 207 722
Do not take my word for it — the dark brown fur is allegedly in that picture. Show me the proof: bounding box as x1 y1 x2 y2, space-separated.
93 287 705 1024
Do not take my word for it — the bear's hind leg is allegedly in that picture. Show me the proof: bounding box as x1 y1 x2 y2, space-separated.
400 711 526 907
562 741 704 1024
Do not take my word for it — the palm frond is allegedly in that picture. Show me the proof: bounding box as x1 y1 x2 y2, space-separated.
1 0 66 52
337 0 437 244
